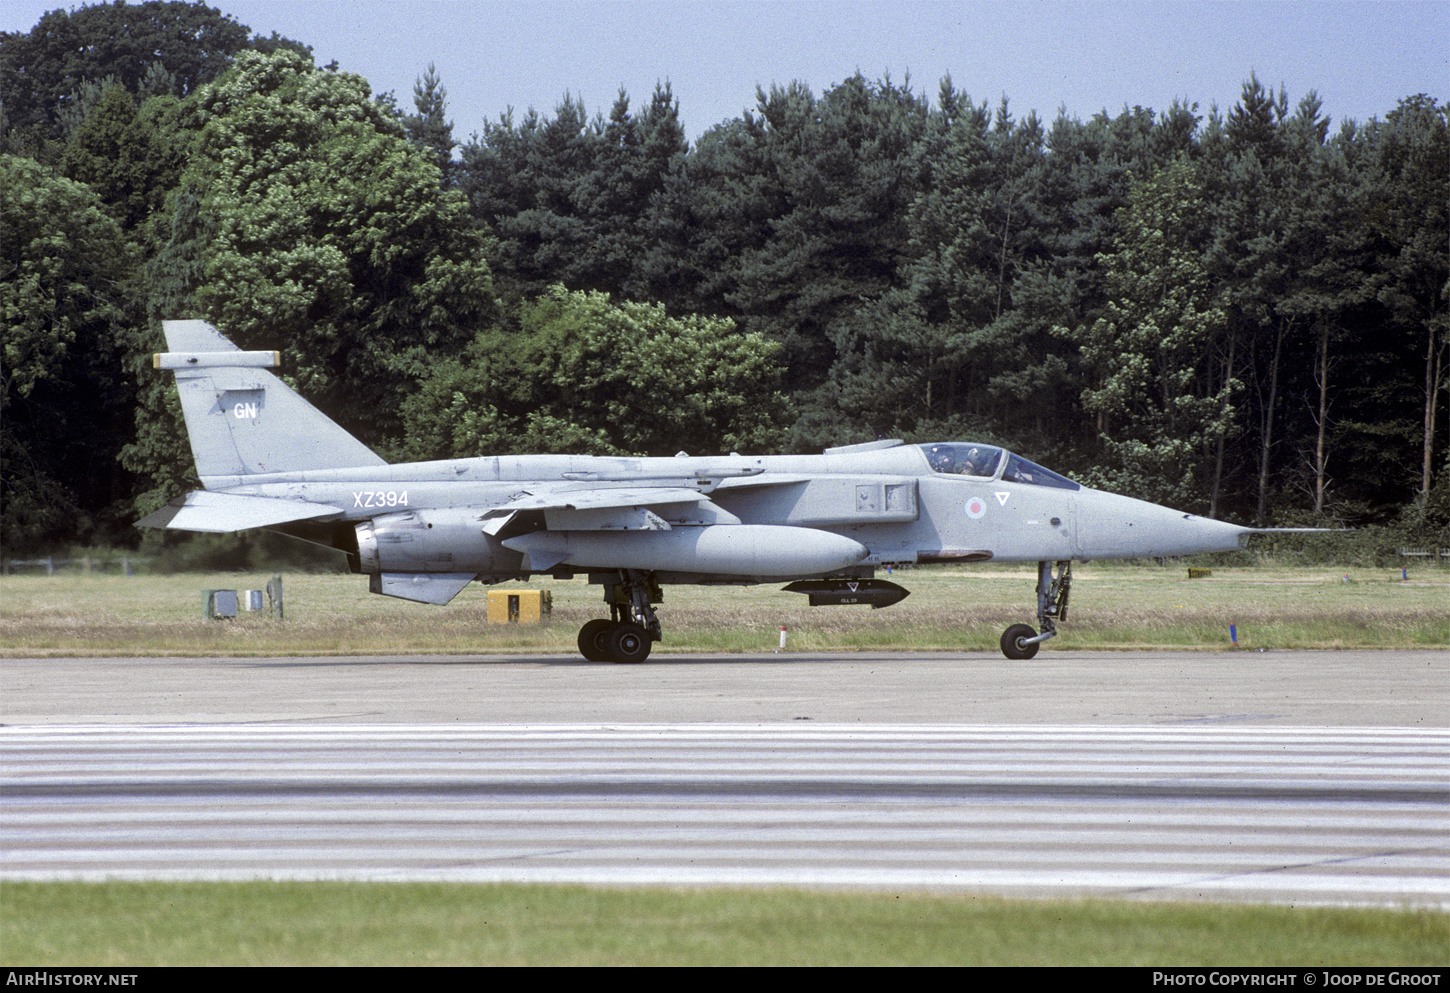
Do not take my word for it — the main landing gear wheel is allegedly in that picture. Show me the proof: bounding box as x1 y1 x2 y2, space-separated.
607 622 651 664
578 619 614 662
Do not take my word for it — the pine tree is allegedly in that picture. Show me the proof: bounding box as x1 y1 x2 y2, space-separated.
406 62 455 183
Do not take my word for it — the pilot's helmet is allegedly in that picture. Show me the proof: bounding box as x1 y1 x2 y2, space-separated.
962 447 981 472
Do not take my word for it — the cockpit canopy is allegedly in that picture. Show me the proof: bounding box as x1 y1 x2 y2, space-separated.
922 442 1003 477
919 443 1080 490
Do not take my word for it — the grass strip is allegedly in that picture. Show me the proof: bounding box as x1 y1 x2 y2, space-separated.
3 565 1446 655
3 881 1446 967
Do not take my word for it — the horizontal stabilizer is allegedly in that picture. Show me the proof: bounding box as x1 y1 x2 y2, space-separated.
136 491 343 532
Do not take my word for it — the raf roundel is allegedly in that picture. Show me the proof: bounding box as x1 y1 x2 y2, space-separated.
964 497 987 519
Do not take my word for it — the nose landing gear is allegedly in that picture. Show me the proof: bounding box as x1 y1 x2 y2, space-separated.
1000 560 1072 660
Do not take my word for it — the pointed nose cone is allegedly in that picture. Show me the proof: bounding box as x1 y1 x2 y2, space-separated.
1075 489 1250 560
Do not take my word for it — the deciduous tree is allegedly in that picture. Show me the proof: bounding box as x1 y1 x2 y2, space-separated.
399 287 787 459
1 156 141 549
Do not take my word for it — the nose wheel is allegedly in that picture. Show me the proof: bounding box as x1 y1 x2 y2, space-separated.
1000 623 1041 660
999 560 1071 660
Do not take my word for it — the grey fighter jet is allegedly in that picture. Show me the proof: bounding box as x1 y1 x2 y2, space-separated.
140 320 1269 662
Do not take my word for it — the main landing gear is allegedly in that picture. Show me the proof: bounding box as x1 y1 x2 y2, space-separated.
577 570 662 664
1000 560 1072 660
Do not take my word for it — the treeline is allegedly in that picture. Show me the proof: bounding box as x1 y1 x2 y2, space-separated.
1 1 1446 555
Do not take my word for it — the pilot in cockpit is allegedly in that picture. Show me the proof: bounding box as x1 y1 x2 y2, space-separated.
927 445 956 474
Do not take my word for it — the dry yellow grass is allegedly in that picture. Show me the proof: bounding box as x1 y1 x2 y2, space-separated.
1 563 1446 655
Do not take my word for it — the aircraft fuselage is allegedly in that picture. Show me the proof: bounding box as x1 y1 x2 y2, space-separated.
190 444 1252 583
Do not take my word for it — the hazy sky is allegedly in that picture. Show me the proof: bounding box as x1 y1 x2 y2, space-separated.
6 1 1447 140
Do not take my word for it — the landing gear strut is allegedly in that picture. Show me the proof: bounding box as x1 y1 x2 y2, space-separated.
1000 560 1072 660
577 570 662 663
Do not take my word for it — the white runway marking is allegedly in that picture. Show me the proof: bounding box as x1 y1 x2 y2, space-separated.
3 724 1445 906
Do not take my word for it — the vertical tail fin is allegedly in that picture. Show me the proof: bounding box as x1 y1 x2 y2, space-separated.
157 320 386 480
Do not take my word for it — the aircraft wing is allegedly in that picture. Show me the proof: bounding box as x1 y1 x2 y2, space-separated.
136 491 344 532
486 486 712 515
483 484 742 539
482 468 810 522
712 474 813 490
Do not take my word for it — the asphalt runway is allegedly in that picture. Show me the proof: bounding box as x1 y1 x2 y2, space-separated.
2 649 1446 725
2 650 1447 905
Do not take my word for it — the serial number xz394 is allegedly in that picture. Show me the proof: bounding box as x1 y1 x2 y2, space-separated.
353 490 408 509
